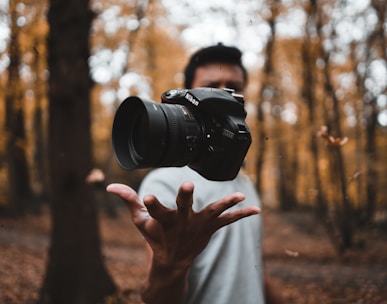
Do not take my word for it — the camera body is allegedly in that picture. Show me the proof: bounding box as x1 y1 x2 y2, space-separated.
112 87 251 181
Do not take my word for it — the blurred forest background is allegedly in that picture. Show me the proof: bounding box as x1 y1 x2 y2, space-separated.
0 0 386 303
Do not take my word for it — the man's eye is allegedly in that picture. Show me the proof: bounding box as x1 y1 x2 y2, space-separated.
206 82 220 88
230 87 244 93
226 83 244 93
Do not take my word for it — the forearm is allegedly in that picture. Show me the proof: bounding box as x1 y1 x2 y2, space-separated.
141 262 190 304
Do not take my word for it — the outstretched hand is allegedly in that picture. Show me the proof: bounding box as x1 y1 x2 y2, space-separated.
106 181 260 269
107 181 260 304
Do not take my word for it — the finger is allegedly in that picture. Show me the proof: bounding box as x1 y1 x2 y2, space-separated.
106 183 148 225
205 192 246 217
216 206 261 230
176 182 194 217
143 194 174 223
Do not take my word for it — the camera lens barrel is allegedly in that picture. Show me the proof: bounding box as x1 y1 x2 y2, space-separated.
112 96 202 171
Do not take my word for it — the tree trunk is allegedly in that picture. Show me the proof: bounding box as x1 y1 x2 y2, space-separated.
255 1 278 194
318 7 354 253
40 0 116 303
4 0 33 214
32 37 49 202
301 0 340 251
362 0 385 222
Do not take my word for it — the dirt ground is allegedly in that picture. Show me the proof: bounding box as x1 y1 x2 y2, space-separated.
0 206 386 304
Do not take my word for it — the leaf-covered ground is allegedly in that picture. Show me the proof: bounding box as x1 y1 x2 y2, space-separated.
1 206 386 303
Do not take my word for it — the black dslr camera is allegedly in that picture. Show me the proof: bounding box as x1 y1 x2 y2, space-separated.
112 87 251 181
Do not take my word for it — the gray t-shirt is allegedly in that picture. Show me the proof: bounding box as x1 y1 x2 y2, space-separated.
138 166 265 304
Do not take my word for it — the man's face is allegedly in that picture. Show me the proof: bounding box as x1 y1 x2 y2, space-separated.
191 63 245 94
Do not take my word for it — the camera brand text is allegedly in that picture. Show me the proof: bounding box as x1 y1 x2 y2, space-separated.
185 93 199 106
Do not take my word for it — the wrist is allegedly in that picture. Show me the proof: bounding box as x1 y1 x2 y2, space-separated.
141 258 190 304
149 256 190 281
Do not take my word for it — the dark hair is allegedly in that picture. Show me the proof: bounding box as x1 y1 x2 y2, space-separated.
183 43 248 89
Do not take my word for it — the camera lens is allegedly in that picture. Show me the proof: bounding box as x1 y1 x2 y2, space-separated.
112 96 202 171
129 111 148 162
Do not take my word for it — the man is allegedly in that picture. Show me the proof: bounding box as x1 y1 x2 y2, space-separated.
107 44 282 303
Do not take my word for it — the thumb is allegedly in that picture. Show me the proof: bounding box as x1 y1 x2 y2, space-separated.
106 183 138 202
106 183 148 222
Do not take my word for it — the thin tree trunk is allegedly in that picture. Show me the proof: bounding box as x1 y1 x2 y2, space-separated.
301 0 344 252
362 0 385 222
318 6 354 252
348 42 366 225
302 0 326 214
4 1 33 214
255 0 278 194
32 38 49 202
